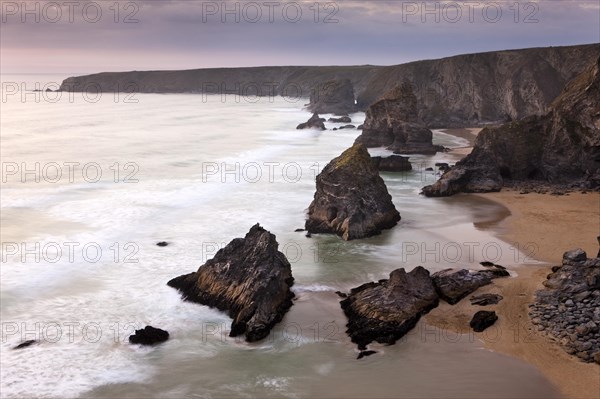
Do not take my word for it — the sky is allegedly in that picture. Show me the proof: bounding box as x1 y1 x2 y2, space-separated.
1 0 599 74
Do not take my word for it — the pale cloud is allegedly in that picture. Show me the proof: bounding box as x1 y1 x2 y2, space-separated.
0 0 598 74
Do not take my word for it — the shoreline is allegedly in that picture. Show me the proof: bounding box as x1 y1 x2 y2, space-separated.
427 129 600 399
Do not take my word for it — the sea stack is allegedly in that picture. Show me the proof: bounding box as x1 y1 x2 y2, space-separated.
355 82 443 154
305 143 401 240
167 224 295 342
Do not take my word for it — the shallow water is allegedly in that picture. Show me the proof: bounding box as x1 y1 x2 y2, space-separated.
1 80 557 398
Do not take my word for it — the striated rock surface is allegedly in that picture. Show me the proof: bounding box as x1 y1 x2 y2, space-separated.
432 268 509 305
340 267 439 349
371 155 412 172
309 79 357 115
305 144 400 240
355 83 444 154
423 56 600 196
470 293 504 306
529 249 600 363
168 224 295 342
297 113 326 130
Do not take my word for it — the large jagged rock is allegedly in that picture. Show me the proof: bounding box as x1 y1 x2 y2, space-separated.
297 113 326 130
340 267 439 349
167 224 294 342
305 143 400 240
355 83 443 154
308 79 357 115
529 249 600 363
422 56 600 196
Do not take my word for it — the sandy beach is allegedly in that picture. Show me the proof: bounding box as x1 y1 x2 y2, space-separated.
427 129 600 399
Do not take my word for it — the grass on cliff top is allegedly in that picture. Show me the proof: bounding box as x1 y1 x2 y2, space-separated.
332 143 373 170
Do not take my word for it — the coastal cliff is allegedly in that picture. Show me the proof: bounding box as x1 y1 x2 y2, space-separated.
59 44 599 128
422 55 600 196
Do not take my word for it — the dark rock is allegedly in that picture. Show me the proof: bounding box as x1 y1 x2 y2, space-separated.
371 155 412 172
297 113 326 130
564 248 587 263
432 268 509 305
329 116 352 123
470 293 504 306
308 79 357 115
425 167 434 172
551 265 562 272
335 291 348 298
480 261 495 267
167 224 295 342
332 128 338 131
422 56 600 196
339 125 356 130
156 241 169 247
305 143 401 240
305 232 312 238
294 228 305 232
129 326 169 345
357 124 364 130
340 267 439 348
594 351 600 364
470 311 498 332
13 340 36 350
355 82 444 155
357 350 377 359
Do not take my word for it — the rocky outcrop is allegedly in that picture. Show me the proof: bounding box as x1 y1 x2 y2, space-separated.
470 311 498 332
422 56 600 196
305 144 401 240
60 44 598 128
340 267 439 349
329 116 352 123
309 79 357 115
296 113 326 130
13 340 37 350
355 83 444 154
529 249 600 363
371 155 412 172
431 268 509 305
167 224 295 342
129 326 169 345
470 293 503 306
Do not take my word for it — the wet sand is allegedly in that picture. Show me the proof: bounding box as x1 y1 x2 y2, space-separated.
427 128 600 399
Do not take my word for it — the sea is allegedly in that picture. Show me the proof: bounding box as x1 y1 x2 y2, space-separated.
0 74 560 398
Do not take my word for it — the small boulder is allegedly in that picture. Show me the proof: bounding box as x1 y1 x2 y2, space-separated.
432 268 508 305
13 340 37 350
129 326 169 345
156 241 169 247
563 248 587 263
328 116 352 123
297 113 326 130
470 293 503 306
470 311 498 332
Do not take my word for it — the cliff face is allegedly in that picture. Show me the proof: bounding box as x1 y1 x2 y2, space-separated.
308 78 357 115
422 56 600 197
59 44 599 128
358 44 600 127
